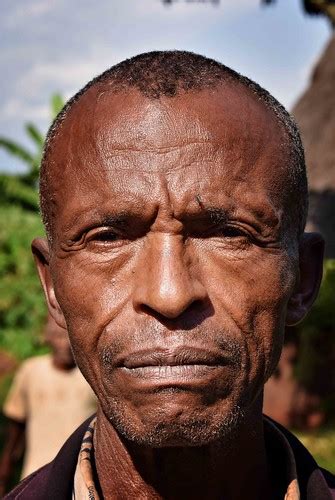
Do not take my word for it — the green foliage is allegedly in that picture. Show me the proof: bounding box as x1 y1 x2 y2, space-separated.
295 427 335 473
0 94 65 211
0 138 35 167
0 205 47 359
0 93 65 361
306 259 335 330
51 93 65 119
295 260 335 418
0 127 42 187
25 123 44 149
0 174 39 212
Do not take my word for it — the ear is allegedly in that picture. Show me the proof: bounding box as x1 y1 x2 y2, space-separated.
31 238 67 330
286 232 325 326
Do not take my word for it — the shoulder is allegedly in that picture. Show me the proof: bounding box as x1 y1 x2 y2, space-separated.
18 355 51 374
4 465 51 500
265 416 335 498
4 416 94 499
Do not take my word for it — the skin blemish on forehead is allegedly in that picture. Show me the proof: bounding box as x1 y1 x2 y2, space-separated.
195 195 204 209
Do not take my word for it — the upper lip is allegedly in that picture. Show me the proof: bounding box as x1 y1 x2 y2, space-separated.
115 346 234 369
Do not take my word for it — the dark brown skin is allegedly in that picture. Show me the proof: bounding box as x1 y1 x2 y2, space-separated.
33 84 324 499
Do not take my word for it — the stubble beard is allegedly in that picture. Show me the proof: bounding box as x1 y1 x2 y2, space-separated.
102 394 246 449
98 326 249 448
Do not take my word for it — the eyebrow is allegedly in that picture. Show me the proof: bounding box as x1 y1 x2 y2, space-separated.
182 204 281 237
180 204 229 225
73 207 229 229
99 213 132 227
204 207 229 225
63 210 157 239
62 211 131 234
63 202 278 240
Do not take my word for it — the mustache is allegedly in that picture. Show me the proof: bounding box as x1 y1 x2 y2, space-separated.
100 331 242 370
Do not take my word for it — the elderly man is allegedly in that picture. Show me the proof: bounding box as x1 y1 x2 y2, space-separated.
6 51 334 499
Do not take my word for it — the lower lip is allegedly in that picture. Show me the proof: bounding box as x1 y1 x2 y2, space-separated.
118 364 227 385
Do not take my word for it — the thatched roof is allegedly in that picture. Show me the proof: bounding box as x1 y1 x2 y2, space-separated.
292 35 335 257
293 34 335 191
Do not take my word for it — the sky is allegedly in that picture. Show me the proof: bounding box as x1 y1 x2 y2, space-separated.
0 0 331 173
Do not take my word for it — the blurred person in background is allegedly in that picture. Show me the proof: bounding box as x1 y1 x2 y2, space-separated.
0 315 96 495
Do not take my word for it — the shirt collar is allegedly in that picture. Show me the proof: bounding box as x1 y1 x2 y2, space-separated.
263 417 300 500
73 416 301 500
73 417 100 500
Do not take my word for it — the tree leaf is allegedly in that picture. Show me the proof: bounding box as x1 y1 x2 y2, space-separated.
25 123 45 150
0 174 39 211
51 93 65 119
0 138 34 166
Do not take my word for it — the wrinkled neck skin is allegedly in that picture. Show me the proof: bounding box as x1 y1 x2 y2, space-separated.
94 398 272 500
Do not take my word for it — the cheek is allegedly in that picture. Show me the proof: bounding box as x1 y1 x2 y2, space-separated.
50 253 134 371
203 248 294 310
199 247 295 378
52 251 133 321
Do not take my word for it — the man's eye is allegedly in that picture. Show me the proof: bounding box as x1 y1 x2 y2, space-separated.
95 231 119 242
87 230 120 243
216 226 247 238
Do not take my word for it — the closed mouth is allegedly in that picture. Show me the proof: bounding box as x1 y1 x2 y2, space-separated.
114 346 234 371
103 345 239 390
120 363 221 380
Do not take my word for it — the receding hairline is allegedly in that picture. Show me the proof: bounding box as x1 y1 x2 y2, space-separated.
40 50 308 241
46 79 291 154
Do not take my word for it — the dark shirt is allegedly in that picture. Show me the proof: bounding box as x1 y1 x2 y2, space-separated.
5 416 335 499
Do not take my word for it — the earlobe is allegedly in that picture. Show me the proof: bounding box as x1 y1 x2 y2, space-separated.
31 237 67 329
286 232 325 326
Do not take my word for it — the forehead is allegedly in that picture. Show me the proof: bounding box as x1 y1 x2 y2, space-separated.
48 84 289 231
55 83 285 164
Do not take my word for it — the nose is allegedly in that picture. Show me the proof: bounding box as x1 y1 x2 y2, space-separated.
133 233 208 320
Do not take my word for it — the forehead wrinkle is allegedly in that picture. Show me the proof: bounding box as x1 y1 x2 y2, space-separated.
89 139 223 176
99 139 219 155
93 91 214 152
66 87 284 180
93 120 279 180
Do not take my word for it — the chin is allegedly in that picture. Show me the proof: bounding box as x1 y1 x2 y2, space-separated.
104 398 245 448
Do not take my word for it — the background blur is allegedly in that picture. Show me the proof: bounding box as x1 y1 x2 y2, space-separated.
1 0 334 478
0 0 331 168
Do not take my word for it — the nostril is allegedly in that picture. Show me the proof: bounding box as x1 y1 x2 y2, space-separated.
136 303 180 321
137 304 159 317
187 299 206 313
136 303 180 323
135 298 214 328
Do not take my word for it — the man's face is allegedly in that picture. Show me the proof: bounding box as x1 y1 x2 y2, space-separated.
43 85 299 446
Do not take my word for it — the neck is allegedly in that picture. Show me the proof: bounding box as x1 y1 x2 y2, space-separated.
94 400 271 500
52 354 76 371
